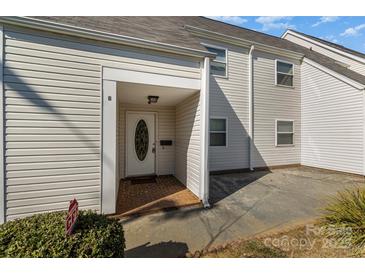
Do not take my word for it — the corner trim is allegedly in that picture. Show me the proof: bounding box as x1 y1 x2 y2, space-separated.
0 24 4 224
303 58 365 90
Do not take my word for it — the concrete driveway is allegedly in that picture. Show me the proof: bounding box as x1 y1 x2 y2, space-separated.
121 166 364 257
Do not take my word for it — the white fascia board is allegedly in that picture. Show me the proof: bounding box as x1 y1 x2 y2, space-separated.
185 25 304 60
283 30 365 64
0 25 4 224
103 67 201 90
0 17 215 59
303 57 365 90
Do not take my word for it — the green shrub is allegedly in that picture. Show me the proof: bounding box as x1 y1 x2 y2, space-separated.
322 188 365 254
0 210 125 258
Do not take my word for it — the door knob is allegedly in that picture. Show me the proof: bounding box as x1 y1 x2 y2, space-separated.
152 147 156 153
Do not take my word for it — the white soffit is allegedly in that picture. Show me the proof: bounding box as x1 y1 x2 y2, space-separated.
117 82 198 106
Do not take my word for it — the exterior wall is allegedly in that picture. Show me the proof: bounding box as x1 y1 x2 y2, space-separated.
301 62 364 175
284 33 365 75
118 103 176 179
206 40 250 171
2 25 201 220
253 51 301 167
175 93 201 196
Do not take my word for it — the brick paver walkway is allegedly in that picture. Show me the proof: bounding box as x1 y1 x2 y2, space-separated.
113 176 201 217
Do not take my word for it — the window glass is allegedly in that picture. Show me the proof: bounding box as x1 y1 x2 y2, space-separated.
276 120 294 145
210 118 226 131
277 134 294 145
205 45 227 76
277 121 293 132
277 62 293 74
211 62 226 76
210 118 227 146
277 73 293 86
210 133 226 146
276 61 294 87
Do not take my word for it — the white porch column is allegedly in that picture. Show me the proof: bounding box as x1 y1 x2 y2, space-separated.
102 80 118 214
200 57 210 207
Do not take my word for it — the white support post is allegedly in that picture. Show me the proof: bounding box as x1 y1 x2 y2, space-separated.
0 25 5 224
101 80 118 214
200 57 210 207
248 45 255 171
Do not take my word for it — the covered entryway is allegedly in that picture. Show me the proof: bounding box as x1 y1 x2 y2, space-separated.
101 58 210 215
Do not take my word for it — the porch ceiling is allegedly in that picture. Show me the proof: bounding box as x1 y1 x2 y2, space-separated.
117 82 199 106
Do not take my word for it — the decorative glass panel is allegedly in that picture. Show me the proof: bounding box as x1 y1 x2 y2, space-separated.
135 119 149 161
277 121 293 132
277 133 294 145
210 133 226 146
210 119 226 131
277 73 293 86
277 61 293 74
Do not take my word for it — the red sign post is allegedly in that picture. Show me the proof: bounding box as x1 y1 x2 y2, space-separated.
65 199 79 235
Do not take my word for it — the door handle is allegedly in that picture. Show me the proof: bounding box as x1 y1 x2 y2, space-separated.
152 147 156 153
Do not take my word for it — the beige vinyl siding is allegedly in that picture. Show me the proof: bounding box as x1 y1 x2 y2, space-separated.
284 33 365 75
253 51 301 167
118 104 176 178
301 61 364 175
175 93 201 196
3 26 201 220
207 41 250 171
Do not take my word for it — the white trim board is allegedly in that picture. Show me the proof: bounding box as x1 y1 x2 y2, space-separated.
0 25 4 224
303 58 365 90
103 67 201 90
0 17 215 59
282 30 365 65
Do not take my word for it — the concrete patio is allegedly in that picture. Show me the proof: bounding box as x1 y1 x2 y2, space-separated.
121 166 364 257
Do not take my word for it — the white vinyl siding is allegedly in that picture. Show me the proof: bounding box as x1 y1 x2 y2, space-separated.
301 61 364 175
175 93 201 196
253 51 301 167
284 33 365 75
207 41 250 171
118 104 176 179
2 26 201 220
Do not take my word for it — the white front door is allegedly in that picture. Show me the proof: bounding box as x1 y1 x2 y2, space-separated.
126 112 156 177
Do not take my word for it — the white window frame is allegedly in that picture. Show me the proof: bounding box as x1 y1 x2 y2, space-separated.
275 59 294 88
209 117 228 147
202 43 228 78
275 119 295 147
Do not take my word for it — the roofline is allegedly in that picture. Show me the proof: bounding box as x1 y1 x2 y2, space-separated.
282 29 365 64
303 57 365 90
185 25 305 60
0 16 216 59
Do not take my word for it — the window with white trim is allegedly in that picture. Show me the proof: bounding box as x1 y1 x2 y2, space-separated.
276 120 294 146
276 60 294 87
204 45 227 77
210 118 227 146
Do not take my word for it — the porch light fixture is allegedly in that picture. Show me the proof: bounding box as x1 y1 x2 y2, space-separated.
147 95 159 104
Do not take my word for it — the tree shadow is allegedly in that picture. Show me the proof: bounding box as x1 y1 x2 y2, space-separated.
125 241 189 258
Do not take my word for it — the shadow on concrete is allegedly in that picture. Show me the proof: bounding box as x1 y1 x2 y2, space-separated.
125 241 189 258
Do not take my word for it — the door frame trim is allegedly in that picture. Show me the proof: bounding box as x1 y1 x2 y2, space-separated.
125 111 158 178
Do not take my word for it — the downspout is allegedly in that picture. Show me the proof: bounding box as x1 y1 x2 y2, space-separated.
248 45 255 171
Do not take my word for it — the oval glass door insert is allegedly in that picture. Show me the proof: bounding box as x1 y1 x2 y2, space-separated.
135 119 149 161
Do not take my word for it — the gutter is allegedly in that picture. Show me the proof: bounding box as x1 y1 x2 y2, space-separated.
248 45 255 171
0 16 216 59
